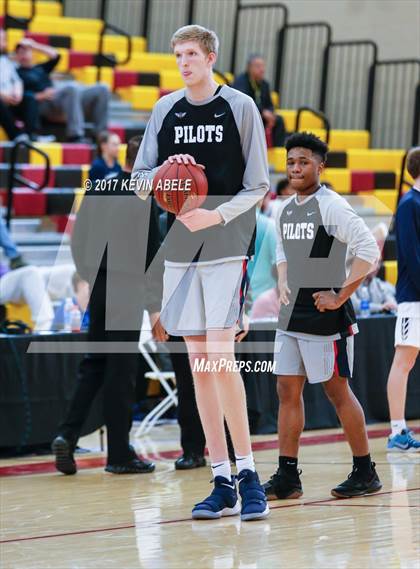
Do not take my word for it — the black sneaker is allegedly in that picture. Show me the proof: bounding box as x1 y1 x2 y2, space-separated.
175 453 206 470
51 436 77 475
263 467 303 500
105 457 155 474
331 462 382 498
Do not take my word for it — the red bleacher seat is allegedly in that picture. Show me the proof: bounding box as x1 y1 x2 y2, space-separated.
11 189 47 216
62 144 92 165
351 171 375 192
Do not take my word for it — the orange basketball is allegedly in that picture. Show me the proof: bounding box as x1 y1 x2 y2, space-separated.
152 161 208 215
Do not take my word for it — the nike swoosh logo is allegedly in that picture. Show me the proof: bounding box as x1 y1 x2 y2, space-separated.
307 212 316 216
212 463 225 469
286 210 293 216
220 483 235 489
214 112 225 118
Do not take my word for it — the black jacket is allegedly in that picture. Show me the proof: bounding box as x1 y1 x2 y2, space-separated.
232 72 274 114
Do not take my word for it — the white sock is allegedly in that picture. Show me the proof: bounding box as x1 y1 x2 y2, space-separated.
235 453 255 474
391 419 407 437
211 460 232 481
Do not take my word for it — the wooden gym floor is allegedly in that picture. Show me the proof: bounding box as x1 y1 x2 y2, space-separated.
1 422 419 569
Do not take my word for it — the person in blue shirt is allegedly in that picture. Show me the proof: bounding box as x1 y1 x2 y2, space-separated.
387 146 420 452
89 131 122 182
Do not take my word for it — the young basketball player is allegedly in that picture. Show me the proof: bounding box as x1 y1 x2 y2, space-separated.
264 132 382 499
386 146 420 452
132 25 269 520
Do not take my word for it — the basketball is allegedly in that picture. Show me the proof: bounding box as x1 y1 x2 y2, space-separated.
152 161 208 215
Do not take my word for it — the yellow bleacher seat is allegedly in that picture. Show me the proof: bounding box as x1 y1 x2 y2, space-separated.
72 66 114 90
0 0 61 18
81 165 90 187
73 188 85 212
30 16 103 35
271 92 279 109
384 260 398 286
160 70 184 90
103 35 146 55
267 147 286 172
117 53 177 73
6 28 24 52
321 168 350 194
30 143 62 166
276 109 324 132
214 72 232 85
118 144 127 165
71 33 99 53
373 190 398 215
303 129 369 150
115 87 132 103
5 303 33 328
124 86 159 111
347 149 405 171
0 126 7 141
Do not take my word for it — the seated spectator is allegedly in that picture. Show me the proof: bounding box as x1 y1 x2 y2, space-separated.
89 131 122 182
233 54 286 147
0 215 26 269
16 38 109 142
0 264 54 330
250 267 280 320
0 28 29 141
351 264 397 315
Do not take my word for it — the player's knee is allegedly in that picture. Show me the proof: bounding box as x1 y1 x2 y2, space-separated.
276 378 301 404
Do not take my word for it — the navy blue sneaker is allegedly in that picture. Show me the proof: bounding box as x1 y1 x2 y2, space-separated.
192 476 240 520
387 429 420 452
238 470 269 521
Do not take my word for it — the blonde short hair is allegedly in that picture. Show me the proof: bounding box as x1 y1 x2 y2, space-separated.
170 25 219 56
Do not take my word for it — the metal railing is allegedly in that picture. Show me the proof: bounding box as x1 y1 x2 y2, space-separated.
6 141 50 229
368 59 420 148
276 22 332 109
295 107 330 143
319 40 378 131
4 0 36 28
96 20 132 82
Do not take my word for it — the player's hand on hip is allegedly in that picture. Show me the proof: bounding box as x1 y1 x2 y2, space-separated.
150 311 169 342
313 290 341 312
177 208 222 232
235 314 249 343
166 154 205 169
278 282 291 306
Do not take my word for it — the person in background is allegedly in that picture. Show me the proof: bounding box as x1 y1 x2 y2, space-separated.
51 135 161 475
0 28 29 141
386 146 420 452
233 54 286 147
351 263 397 315
250 265 280 320
263 177 295 219
89 131 122 182
0 263 54 331
0 215 26 270
248 203 277 302
16 38 109 142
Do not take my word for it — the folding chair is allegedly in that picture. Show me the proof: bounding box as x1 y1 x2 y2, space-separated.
135 339 178 437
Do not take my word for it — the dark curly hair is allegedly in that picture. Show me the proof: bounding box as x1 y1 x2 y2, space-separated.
285 132 328 162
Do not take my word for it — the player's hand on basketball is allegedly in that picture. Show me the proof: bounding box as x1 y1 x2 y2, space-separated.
150 312 169 342
166 154 205 169
313 290 342 312
177 208 222 232
278 282 291 306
